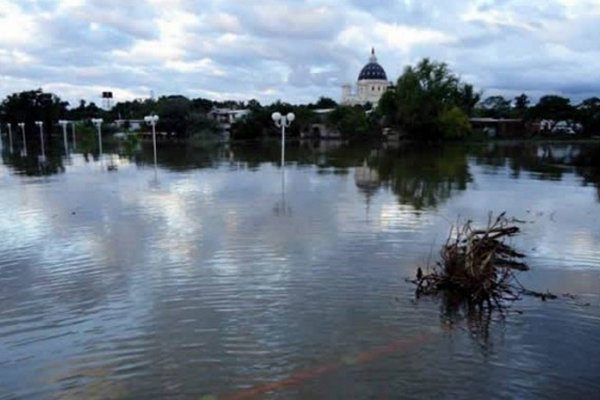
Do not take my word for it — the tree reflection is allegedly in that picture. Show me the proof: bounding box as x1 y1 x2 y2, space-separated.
369 145 471 209
1 146 65 176
472 143 566 180
570 144 600 201
472 142 600 201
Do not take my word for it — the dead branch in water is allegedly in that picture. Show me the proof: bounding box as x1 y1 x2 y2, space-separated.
413 212 549 309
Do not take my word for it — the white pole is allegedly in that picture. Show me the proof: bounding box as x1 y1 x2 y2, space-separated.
62 124 68 152
281 123 285 167
8 124 13 152
145 115 159 171
39 124 45 157
152 122 157 166
20 124 26 149
97 124 102 155
72 123 77 148
271 112 293 169
19 123 27 156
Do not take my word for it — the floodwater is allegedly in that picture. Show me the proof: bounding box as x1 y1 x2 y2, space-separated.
1 138 599 399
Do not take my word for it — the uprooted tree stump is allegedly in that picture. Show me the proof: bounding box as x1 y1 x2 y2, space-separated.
414 212 538 309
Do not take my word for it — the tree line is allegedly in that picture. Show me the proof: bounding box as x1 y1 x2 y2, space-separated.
378 59 600 139
2 59 600 142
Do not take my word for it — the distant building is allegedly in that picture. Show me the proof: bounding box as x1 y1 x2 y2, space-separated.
208 107 250 138
341 48 392 106
470 118 526 138
300 108 341 139
115 119 144 131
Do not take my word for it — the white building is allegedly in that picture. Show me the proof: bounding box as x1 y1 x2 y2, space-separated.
341 48 391 106
208 107 250 138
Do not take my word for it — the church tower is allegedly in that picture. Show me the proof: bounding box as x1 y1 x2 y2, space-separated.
341 48 390 106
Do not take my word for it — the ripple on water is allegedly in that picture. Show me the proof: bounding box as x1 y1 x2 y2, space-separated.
1 144 599 399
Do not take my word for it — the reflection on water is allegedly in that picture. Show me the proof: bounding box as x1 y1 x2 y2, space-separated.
0 138 599 399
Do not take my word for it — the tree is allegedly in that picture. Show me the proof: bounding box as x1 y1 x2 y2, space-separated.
458 84 481 117
437 106 472 139
246 99 262 112
191 97 214 113
67 99 106 120
109 98 156 120
529 95 576 123
327 105 371 138
230 101 318 140
478 95 512 118
155 95 192 137
311 96 338 109
0 89 68 139
513 93 530 118
578 97 600 135
378 58 474 140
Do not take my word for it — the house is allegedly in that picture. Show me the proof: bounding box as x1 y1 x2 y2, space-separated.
114 119 144 131
208 108 250 139
470 118 526 138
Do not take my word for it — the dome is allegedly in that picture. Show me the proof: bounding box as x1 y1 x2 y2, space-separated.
358 48 387 81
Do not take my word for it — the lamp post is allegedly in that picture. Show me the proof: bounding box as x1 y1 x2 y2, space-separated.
271 111 295 167
58 120 70 153
71 122 77 149
35 121 45 158
18 122 26 156
144 114 159 167
7 123 13 153
91 118 103 157
6 122 12 153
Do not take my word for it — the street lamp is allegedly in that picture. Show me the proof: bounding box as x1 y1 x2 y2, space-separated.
91 118 103 156
71 122 77 148
58 120 70 153
18 122 26 156
35 121 45 157
144 114 159 167
271 111 295 167
7 123 13 153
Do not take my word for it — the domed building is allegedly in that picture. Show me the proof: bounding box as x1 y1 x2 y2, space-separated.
341 48 391 106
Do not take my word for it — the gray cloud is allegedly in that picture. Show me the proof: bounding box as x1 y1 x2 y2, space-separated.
1 0 600 106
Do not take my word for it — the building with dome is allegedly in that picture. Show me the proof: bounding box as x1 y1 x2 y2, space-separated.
341 48 391 106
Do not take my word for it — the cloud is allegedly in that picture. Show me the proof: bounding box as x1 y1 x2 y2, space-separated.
1 0 600 106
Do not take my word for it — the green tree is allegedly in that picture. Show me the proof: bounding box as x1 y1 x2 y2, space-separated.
478 95 512 118
246 99 262 111
327 105 371 138
155 95 192 137
231 101 317 140
311 96 338 109
458 84 481 117
529 95 576 123
513 93 530 118
67 99 106 120
578 97 600 135
191 97 214 113
437 106 472 139
110 98 156 120
0 89 68 139
378 58 474 140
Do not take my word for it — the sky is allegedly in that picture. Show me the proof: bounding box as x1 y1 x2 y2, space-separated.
1 0 600 107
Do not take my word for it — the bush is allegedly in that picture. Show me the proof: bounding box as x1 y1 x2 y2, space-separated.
438 107 472 140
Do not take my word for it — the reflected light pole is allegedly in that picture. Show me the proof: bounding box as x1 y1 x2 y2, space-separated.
18 122 26 156
91 118 103 158
271 111 295 167
58 120 70 153
35 121 45 159
144 114 159 167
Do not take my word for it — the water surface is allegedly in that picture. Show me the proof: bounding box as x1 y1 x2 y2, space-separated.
1 139 599 399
